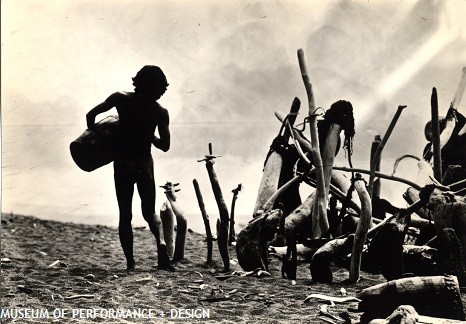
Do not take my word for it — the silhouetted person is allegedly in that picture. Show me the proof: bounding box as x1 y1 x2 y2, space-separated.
86 65 174 272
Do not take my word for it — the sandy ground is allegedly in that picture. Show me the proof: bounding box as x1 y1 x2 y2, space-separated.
1 213 465 323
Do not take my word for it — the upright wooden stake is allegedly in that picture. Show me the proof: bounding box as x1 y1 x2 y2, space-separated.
297 48 328 238
229 184 242 245
368 105 407 196
193 179 213 264
431 87 442 181
199 144 230 272
371 135 382 199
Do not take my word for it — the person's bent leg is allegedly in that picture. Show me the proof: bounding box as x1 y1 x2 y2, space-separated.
114 160 136 271
137 158 175 272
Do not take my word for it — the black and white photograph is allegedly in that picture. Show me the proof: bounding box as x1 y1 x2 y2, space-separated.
2 0 466 322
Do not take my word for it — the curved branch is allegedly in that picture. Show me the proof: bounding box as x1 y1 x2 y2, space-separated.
333 166 422 190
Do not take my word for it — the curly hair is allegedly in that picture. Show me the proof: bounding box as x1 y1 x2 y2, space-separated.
132 65 169 99
424 118 446 142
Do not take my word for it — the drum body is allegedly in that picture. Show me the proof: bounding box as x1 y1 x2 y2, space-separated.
357 275 465 321
70 116 120 172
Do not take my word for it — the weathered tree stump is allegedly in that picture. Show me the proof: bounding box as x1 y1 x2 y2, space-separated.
161 182 187 262
437 228 466 286
429 189 466 272
160 202 175 259
309 234 354 283
236 209 282 271
363 211 410 280
284 192 316 242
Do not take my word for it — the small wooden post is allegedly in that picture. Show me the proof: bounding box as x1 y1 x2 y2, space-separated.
160 202 175 259
160 182 187 262
431 87 442 181
368 105 407 196
198 144 230 272
192 179 213 264
229 184 242 245
371 135 382 199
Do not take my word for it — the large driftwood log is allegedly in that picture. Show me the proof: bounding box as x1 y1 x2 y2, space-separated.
160 202 175 259
363 211 410 280
281 170 364 241
437 228 466 286
192 179 213 265
236 209 282 271
284 192 316 241
253 98 301 214
349 176 372 283
309 234 354 283
429 189 466 271
161 182 187 262
403 187 430 219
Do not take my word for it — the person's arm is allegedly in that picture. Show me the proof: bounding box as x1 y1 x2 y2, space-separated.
153 108 170 152
86 93 120 128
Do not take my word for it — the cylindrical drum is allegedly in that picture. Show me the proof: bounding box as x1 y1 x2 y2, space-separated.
70 115 120 172
357 275 465 322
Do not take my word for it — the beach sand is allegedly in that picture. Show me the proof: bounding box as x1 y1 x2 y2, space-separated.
1 213 465 323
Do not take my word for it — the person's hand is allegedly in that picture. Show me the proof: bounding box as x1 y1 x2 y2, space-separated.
86 115 95 129
446 107 457 120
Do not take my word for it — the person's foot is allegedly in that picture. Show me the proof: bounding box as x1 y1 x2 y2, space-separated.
126 260 136 272
157 245 175 272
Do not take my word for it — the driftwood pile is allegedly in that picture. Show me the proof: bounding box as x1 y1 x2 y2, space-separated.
233 50 466 322
157 49 466 322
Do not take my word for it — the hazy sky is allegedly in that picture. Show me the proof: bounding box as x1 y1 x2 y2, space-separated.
2 0 466 231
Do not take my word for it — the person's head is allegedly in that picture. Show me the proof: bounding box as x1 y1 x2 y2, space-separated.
424 118 447 142
132 65 169 99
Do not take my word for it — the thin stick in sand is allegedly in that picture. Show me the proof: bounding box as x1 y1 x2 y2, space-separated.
193 179 213 265
431 88 442 181
229 184 242 245
199 144 230 272
368 105 407 196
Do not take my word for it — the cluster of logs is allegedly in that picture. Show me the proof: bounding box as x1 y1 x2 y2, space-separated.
235 50 466 321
